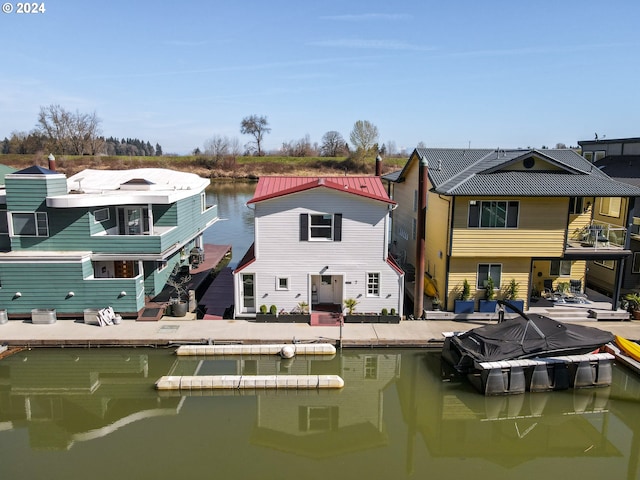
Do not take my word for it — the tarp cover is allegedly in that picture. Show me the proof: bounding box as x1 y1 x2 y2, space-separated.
451 314 614 363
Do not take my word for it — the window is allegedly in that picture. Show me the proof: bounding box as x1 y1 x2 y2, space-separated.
364 356 378 379
569 197 585 215
299 213 342 241
468 201 518 228
94 208 110 223
599 197 622 218
276 276 289 290
477 264 501 289
117 207 150 235
594 151 606 162
583 151 593 162
413 190 418 212
632 253 640 274
11 212 49 237
594 259 615 270
299 406 338 432
550 260 572 276
367 272 380 296
0 210 7 234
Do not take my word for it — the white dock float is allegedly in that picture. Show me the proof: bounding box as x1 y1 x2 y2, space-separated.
155 374 344 390
175 343 336 356
473 352 614 396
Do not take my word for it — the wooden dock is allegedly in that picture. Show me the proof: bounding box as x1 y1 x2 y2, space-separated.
199 267 234 319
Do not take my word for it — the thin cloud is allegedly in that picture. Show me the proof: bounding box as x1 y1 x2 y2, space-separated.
310 38 435 52
320 13 411 22
436 42 635 59
162 40 208 47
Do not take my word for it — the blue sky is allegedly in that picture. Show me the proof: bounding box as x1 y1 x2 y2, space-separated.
1 0 639 154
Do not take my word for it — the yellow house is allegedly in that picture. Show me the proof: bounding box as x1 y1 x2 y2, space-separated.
385 148 640 315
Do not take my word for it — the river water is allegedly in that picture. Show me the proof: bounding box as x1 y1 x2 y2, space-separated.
1 348 640 480
2 182 640 479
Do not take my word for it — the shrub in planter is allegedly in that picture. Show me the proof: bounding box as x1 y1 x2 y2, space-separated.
479 276 498 312
454 279 475 313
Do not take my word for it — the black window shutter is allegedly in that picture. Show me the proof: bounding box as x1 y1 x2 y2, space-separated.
468 202 479 228
299 213 308 241
333 214 342 241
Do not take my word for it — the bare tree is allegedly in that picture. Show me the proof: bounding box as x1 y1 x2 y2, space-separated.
36 104 102 155
320 131 346 157
349 120 379 152
240 115 271 156
204 135 231 160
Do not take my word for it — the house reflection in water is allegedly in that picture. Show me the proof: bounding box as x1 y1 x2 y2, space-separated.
395 352 640 478
0 349 188 450
172 351 402 458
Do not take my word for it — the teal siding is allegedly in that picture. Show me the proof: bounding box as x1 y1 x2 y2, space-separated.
0 260 144 314
5 176 67 211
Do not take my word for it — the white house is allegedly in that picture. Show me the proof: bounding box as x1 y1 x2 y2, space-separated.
233 176 404 319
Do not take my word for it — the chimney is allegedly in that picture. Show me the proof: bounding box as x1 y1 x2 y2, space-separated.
414 155 428 318
48 153 56 171
375 154 382 177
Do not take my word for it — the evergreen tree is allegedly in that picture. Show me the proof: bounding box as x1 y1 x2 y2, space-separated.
155 143 162 156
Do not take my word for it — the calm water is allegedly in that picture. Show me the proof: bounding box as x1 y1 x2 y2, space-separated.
1 348 640 480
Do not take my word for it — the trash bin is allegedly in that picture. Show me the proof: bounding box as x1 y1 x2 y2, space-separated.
0 309 7 325
83 308 101 325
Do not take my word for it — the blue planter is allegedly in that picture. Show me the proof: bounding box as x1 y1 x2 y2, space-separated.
478 300 498 313
504 300 525 314
454 300 475 314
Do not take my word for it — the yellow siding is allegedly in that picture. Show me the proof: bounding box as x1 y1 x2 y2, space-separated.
451 197 568 257
425 192 451 303
568 203 593 241
531 260 587 294
593 196 628 228
447 257 531 310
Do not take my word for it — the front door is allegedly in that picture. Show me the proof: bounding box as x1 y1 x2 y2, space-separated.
317 275 334 304
241 274 255 313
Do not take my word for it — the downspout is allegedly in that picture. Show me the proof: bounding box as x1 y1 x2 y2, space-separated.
414 156 428 318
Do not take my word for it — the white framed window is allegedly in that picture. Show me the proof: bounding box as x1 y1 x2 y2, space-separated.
10 212 49 237
477 264 502 289
599 197 622 218
276 276 289 291
569 197 585 215
299 406 337 432
594 259 615 270
632 253 640 274
117 207 150 235
550 260 572 277
367 272 380 296
594 151 606 162
94 207 110 223
299 213 342 242
468 200 519 228
583 151 594 162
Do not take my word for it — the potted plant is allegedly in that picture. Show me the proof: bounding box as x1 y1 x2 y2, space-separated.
503 279 524 313
167 265 191 317
380 307 401 323
479 276 498 312
286 301 311 323
624 293 640 320
454 279 474 314
343 298 361 323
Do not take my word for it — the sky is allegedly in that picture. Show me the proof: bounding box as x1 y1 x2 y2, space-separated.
1 0 639 155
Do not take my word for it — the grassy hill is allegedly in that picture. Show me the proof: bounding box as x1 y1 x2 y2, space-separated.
0 154 407 179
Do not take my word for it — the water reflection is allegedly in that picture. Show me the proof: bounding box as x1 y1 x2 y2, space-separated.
1 348 640 479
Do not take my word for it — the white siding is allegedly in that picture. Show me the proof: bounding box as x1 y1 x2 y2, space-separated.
237 188 403 316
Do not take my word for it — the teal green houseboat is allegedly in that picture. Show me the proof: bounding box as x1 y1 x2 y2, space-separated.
0 164 219 319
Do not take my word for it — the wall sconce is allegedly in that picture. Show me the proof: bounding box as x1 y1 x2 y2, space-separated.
118 291 127 298
66 291 75 299
13 292 22 299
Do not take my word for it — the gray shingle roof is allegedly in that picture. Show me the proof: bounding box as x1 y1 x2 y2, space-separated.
389 148 640 197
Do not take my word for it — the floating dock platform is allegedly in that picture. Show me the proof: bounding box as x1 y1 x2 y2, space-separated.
468 352 614 396
175 343 336 356
155 374 344 390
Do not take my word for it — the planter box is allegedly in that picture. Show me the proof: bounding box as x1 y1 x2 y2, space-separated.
504 300 525 314
171 301 189 317
478 300 498 313
454 300 475 314
255 313 276 322
31 308 56 324
280 314 310 323
379 315 401 324
344 314 380 323
83 308 101 326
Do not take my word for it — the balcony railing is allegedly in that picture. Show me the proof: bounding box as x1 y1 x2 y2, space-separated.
568 221 627 250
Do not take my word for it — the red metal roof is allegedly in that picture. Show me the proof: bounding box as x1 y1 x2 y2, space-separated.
247 176 395 205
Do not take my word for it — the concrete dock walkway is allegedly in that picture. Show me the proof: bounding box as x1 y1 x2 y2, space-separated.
1 314 640 348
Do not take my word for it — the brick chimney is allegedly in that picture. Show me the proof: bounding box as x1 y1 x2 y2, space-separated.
375 154 382 176
48 153 56 171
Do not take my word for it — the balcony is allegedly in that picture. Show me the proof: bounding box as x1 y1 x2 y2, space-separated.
565 221 629 258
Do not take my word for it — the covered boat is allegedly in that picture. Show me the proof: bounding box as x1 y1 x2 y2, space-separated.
442 300 615 374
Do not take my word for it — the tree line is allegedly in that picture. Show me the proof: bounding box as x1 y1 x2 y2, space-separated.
1 104 162 156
